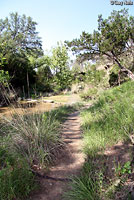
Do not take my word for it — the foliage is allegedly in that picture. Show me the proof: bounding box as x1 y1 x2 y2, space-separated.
86 65 106 85
5 53 36 89
0 12 43 56
0 143 36 200
0 70 9 85
78 64 107 101
0 12 43 90
51 43 72 92
66 9 134 80
0 103 78 168
1 112 61 167
0 54 9 84
64 161 101 200
35 56 53 92
71 61 84 83
115 161 131 177
81 81 134 156
69 81 134 200
109 64 130 87
0 54 10 106
0 103 80 199
80 87 98 101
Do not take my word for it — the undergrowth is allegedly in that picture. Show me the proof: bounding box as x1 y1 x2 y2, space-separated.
0 103 79 200
0 140 36 200
64 161 101 200
65 81 134 200
82 81 134 156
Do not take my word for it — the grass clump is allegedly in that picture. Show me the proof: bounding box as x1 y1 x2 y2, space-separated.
1 111 62 167
1 104 78 167
0 103 78 200
64 162 101 200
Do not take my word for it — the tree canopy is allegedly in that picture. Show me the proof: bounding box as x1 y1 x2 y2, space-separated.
66 9 134 80
0 12 43 56
35 56 53 92
51 43 72 91
0 12 43 89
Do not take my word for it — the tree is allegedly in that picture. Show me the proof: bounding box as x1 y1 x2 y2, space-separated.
51 43 72 91
0 55 9 84
0 54 10 106
0 12 43 56
35 56 53 92
66 9 134 80
0 12 43 89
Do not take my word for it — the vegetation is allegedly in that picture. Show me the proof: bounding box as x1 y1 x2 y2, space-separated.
1 7 134 200
51 43 72 92
0 145 36 200
0 12 42 90
0 13 73 97
66 9 134 80
0 104 77 200
66 80 134 200
64 162 101 200
82 81 134 156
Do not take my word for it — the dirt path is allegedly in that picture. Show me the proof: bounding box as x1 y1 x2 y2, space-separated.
31 111 85 200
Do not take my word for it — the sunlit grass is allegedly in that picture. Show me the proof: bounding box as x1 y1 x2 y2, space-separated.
81 81 134 156
65 81 134 200
0 101 79 200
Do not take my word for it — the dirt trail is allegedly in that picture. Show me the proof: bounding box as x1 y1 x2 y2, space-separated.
31 110 85 200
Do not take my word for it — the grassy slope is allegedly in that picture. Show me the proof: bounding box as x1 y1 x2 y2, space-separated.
65 81 134 200
82 80 134 156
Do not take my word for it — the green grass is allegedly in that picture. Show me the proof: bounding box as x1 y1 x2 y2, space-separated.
0 103 80 200
81 81 134 156
1 104 79 166
80 87 98 101
0 141 36 200
65 81 134 200
64 162 101 200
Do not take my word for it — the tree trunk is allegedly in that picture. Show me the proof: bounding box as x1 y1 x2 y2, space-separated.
114 58 134 80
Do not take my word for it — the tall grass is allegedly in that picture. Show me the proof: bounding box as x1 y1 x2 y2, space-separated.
64 162 101 200
0 103 79 165
0 138 36 200
1 111 62 167
65 81 134 200
81 81 134 156
0 91 79 200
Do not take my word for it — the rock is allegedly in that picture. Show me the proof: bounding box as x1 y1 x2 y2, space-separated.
43 100 54 103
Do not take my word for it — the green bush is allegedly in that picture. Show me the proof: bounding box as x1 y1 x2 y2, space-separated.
86 66 106 85
80 87 98 101
0 145 36 200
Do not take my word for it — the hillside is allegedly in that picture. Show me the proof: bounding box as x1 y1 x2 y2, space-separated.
66 81 134 200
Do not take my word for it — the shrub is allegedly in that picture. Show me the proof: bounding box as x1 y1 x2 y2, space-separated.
80 87 98 101
1 111 62 167
0 143 36 200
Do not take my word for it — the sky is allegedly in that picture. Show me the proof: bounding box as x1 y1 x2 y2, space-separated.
0 0 134 52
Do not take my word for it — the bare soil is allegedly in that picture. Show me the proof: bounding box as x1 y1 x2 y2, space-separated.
30 111 85 200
